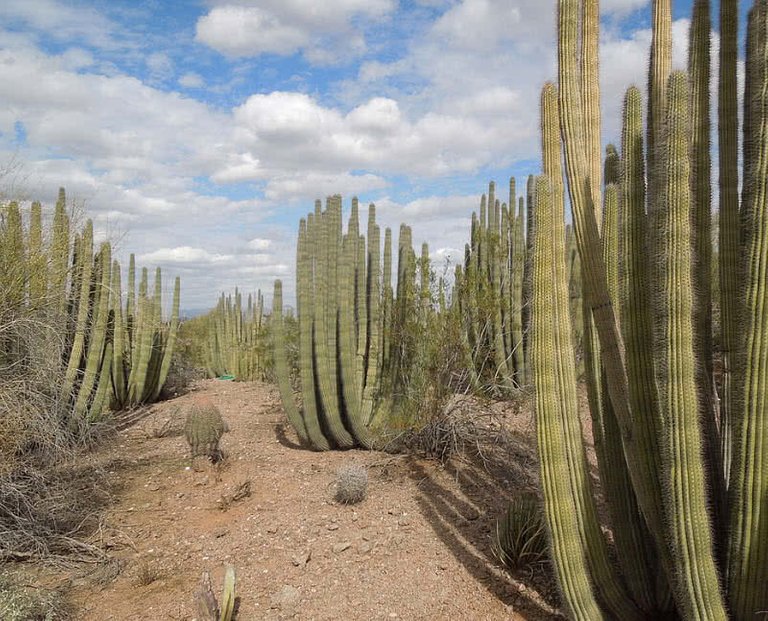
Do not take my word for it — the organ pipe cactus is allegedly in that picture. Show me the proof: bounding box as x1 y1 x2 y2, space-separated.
0 190 179 421
272 279 310 445
10 199 115 422
533 0 767 618
73 241 112 419
62 220 95 402
111 256 181 408
27 202 46 307
203 289 268 381
454 179 530 393
274 196 430 450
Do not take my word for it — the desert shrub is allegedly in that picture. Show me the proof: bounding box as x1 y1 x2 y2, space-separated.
0 572 71 620
159 347 205 400
175 315 210 370
382 259 468 434
0 198 111 560
334 464 368 504
492 494 548 573
0 289 110 560
0 461 112 560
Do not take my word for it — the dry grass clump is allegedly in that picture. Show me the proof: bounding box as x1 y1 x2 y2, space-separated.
133 559 163 587
0 295 113 562
0 571 71 620
334 464 368 505
0 461 113 561
394 396 513 465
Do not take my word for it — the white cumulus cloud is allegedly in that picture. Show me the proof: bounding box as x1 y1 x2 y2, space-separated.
195 0 395 62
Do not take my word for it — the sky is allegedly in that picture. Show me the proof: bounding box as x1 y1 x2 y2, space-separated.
0 0 741 313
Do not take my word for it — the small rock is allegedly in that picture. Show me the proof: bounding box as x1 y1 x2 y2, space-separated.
270 585 300 613
332 542 352 554
397 516 410 527
358 541 373 555
291 550 311 567
147 483 160 491
327 523 339 531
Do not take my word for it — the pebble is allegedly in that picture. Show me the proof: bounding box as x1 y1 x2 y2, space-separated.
358 541 373 554
291 550 311 567
332 541 352 554
270 585 300 613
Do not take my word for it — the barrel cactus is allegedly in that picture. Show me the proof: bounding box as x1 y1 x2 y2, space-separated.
184 400 229 461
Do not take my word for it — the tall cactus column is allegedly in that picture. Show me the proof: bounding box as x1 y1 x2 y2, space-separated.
619 86 669 612
718 0 739 488
295 217 330 450
557 0 667 553
274 196 428 450
540 82 644 621
655 71 725 620
272 279 310 446
728 1 768 614
531 175 604 621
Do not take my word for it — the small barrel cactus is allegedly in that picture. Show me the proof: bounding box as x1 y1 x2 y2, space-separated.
334 464 368 504
184 399 228 461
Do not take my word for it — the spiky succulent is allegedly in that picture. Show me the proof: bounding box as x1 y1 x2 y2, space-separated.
184 401 228 461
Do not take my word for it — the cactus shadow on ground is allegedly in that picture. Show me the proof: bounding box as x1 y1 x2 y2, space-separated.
407 457 562 619
272 422 306 451
400 396 563 619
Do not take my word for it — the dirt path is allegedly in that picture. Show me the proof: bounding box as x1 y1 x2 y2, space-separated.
67 380 560 620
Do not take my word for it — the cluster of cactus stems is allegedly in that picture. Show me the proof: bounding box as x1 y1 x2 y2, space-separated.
531 0 767 618
0 189 180 421
452 177 584 395
112 253 181 409
203 289 268 381
273 196 433 450
452 179 529 393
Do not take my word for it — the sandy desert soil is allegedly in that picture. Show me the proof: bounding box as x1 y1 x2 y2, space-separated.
35 379 563 620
